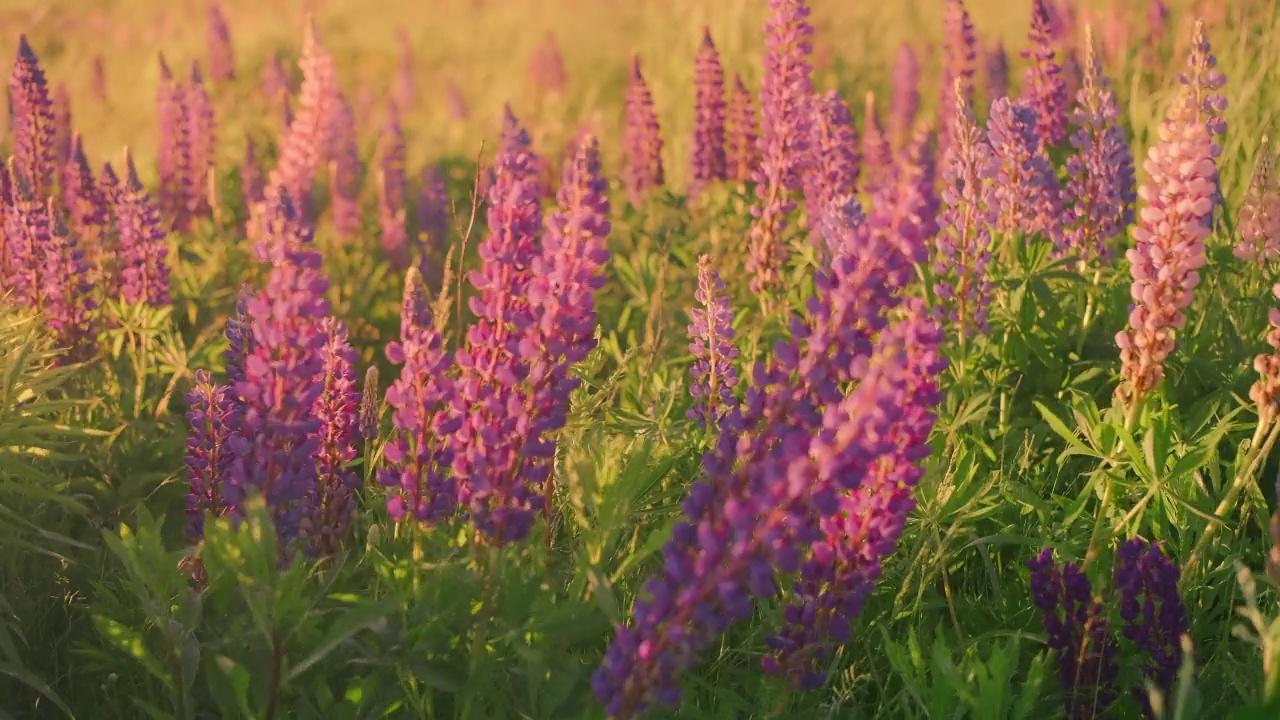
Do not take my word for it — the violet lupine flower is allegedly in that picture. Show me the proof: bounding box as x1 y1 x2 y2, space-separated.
185 62 216 220
260 51 291 101
51 82 71 164
687 255 741 431
265 19 339 220
381 267 459 522
867 124 939 290
938 0 977 159
804 91 860 248
1179 21 1227 215
1147 0 1169 50
224 286 254 388
99 161 120 209
1021 0 1070 147
39 206 95 362
416 163 450 280
933 83 996 338
622 55 665 207
1061 47 1082 102
689 28 728 200
1236 141 1280 263
528 33 567 96
207 3 236 82
726 74 761 183
986 97 1063 245
241 139 265 217
327 94 361 239
116 150 172 307
308 318 362 557
747 0 815 297
764 300 945 688
185 370 236 539
61 134 107 242
1028 548 1120 719
1115 83 1217 409
2 166 48 306
393 31 416 112
1250 284 1280 427
377 102 409 268
889 43 920 150
358 365 379 442
156 54 190 226
1113 539 1188 716
1064 30 1136 265
10 36 57 201
985 41 1010 103
860 92 890 194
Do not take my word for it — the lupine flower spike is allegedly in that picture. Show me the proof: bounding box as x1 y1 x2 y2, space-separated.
185 371 235 539
889 44 919 150
116 149 172 307
622 55 665 206
1251 284 1280 428
1113 539 1189 716
1179 20 1227 216
186 62 216 221
861 93 890 194
265 17 339 220
528 33 566 96
156 54 189 225
986 97 1063 247
687 255 741 431
309 318 362 558
985 41 1009 103
11 36 57 200
938 0 977 158
726 74 761 183
207 2 236 82
1022 0 1069 147
689 28 727 200
51 82 72 164
327 94 361 239
1236 138 1280 263
377 102 409 268
804 90 860 250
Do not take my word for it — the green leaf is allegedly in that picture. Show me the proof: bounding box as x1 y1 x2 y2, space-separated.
283 598 396 683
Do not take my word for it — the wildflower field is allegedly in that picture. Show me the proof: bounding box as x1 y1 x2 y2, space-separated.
8 0 1280 716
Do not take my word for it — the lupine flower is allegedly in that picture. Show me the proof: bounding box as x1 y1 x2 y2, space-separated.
1148 0 1169 50
241 139 265 212
381 267 459 522
60 134 108 243
116 150 172 307
1064 29 1136 265
938 0 977 158
309 318 362 557
726 74 761 183
1021 0 1070 147
689 28 728 200
933 82 996 337
99 161 120 210
224 286 253 388
860 92 890 193
393 31 416 111
10 36 57 200
1179 20 1227 215
185 370 236 539
185 62 216 221
1101 8 1129 66
1028 548 1119 719
51 82 71 164
1115 83 1217 409
377 102 409 268
867 124 939 289
156 54 189 225
266 19 338 220
2 165 48 306
1236 140 1280 263
528 33 567 96
984 41 1009 102
416 163 450 280
358 365 380 442
986 97 1063 245
1061 47 1082 101
889 43 920 149
622 55 664 206
1113 539 1188 716
803 91 860 248
260 50 291 102
327 94 361 239
207 2 236 82
687 255 740 430
41 205 95 362
747 0 815 297
443 77 469 120
765 300 945 688
1251 284 1280 428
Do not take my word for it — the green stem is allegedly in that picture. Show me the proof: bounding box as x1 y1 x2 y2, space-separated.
1187 421 1280 574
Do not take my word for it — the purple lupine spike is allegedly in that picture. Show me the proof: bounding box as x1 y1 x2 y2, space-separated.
933 82 997 338
228 190 332 554
1115 82 1217 410
224 285 253 387
41 203 96 363
265 18 339 220
185 62 216 221
867 124 939 290
747 0 815 297
726 74 761 183
860 92 890 194
185 370 236 540
1064 29 1136 265
61 134 107 236
51 82 71 164
622 55 665 207
308 318 362 557
207 2 236 82
765 300 945 688
116 149 172 307
2 164 47 306
1061 47 1082 102
1236 140 1280 264
327 94 361 239
687 255 741 431
241 139 265 216
1028 549 1119 719
443 77 469 120
416 163 450 279
804 90 860 248
986 97 1063 246
260 50 291 101
1179 20 1227 216
1147 0 1169 50
156 54 190 226
938 0 977 159
889 44 920 150
381 267 458 522
528 33 567 96
377 102 409 268
393 31 417 112
1021 0 1070 147
689 28 728 200
1114 539 1188 716
358 365 379 442
99 161 120 209
985 41 1009 103
10 36 57 200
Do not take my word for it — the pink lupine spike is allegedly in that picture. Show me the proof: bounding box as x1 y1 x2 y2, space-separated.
10 36 57 200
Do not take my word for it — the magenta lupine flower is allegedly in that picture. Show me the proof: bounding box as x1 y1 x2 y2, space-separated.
867 124 940 290
41 205 96 362
416 163 450 279
260 50 291 101
687 255 741 430
393 31 416 112
986 97 1063 245
726 74 761 183
1028 548 1120 719
241 139 265 217
803 90 860 247
689 28 728 200
156 54 190 226
1251 285 1280 427
2 167 48 306
185 62 216 221
60 134 107 242
99 161 120 209
747 0 815 297
207 3 236 82
1236 142 1280 263
327 94 361 239
1147 0 1169 50
377 102 409 268
985 41 1009 102
381 268 459 522
860 92 890 194
185 370 236 539
622 55 665 207
308 317 362 557
443 77 469 120
1114 539 1188 716
1115 83 1217 409
51 82 71 164
934 83 997 337
765 300 945 688
116 150 172 307
1064 31 1136 265
10 36 57 201
1021 0 1070 147
889 43 920 150
938 0 977 159
266 19 338 220
1179 21 1227 215
528 33 567 96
